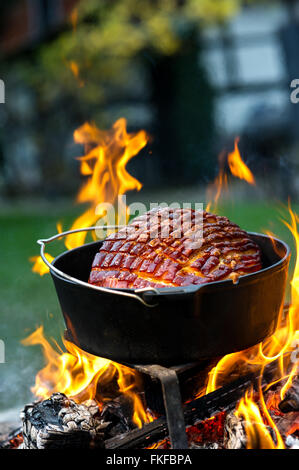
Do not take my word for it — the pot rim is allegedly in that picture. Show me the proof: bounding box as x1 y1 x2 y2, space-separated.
51 231 291 296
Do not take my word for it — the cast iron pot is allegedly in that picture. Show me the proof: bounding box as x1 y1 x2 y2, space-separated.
39 230 290 366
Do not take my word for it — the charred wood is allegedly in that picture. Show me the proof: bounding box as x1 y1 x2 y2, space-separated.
105 371 255 449
272 411 299 438
0 425 23 449
100 395 136 438
189 442 220 449
223 412 246 449
20 393 108 449
279 376 299 413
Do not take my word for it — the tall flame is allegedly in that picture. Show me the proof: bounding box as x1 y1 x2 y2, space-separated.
30 118 148 273
21 326 153 428
66 118 147 249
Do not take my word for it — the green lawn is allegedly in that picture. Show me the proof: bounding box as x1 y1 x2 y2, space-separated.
0 199 298 412
0 202 82 412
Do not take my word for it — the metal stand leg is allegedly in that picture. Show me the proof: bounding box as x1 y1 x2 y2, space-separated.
63 333 190 449
136 365 189 449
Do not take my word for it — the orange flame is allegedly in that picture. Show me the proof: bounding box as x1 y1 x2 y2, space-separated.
67 60 84 88
30 118 148 273
70 7 78 32
206 138 255 212
29 222 63 276
235 389 285 449
280 360 298 401
65 118 148 249
227 138 255 185
206 151 228 213
21 326 153 428
29 253 55 276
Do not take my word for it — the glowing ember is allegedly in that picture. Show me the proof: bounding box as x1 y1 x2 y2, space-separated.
146 413 226 449
9 433 23 449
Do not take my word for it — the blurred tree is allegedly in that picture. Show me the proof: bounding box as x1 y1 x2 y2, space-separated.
31 0 240 102
5 0 243 190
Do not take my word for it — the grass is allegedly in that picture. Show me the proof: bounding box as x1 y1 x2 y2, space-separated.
0 202 82 412
0 198 298 413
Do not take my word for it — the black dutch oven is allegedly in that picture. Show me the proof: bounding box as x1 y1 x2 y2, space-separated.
38 228 290 366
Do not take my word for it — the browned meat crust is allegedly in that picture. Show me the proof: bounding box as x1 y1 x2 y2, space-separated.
89 208 262 289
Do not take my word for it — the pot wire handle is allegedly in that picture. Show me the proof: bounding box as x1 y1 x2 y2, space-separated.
37 225 158 308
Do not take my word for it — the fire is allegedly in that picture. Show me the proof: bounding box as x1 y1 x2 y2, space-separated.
21 326 153 429
227 137 255 185
235 389 284 449
26 122 297 444
65 118 147 249
30 118 148 272
29 253 55 276
67 60 84 88
206 138 254 212
29 222 62 276
70 7 78 32
280 361 298 401
200 204 299 448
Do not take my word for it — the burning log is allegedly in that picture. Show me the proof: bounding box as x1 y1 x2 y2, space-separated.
15 356 298 449
186 413 226 449
272 412 299 439
0 424 23 449
100 395 136 438
279 376 299 413
189 442 220 449
105 372 256 449
20 393 108 449
223 406 281 449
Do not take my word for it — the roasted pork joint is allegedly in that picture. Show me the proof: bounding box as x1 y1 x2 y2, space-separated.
89 208 262 289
